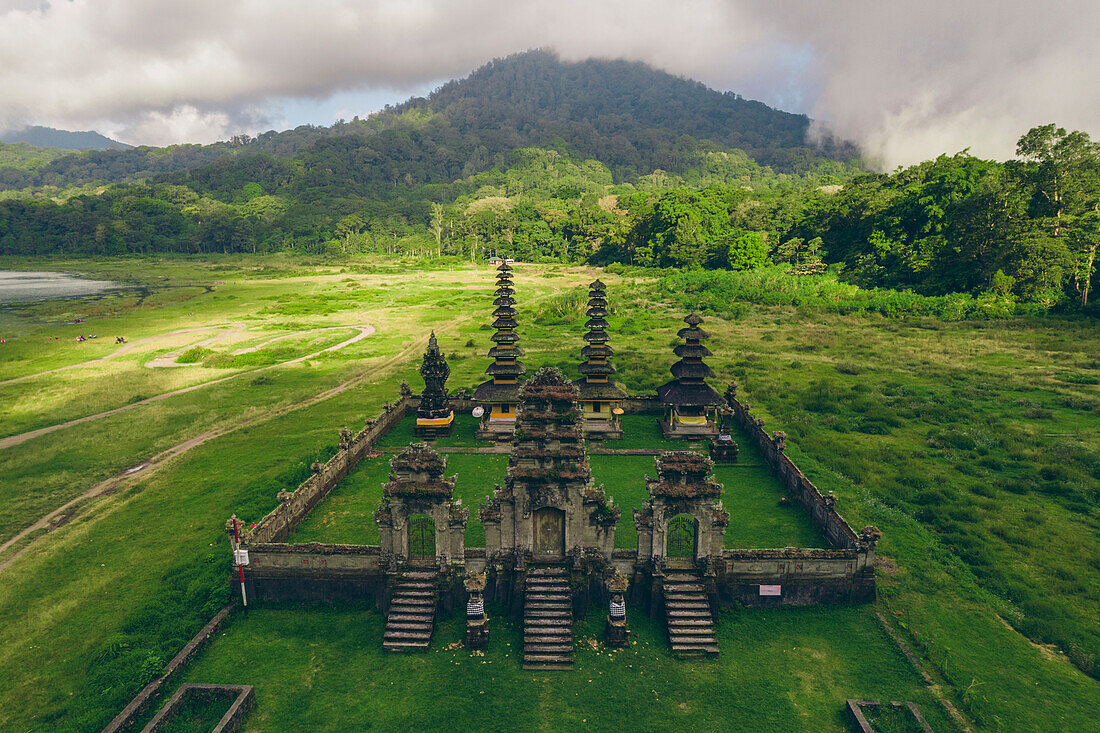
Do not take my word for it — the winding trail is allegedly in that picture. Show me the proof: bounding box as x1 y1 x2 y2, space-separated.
0 324 247 386
0 325 375 451
0 320 461 573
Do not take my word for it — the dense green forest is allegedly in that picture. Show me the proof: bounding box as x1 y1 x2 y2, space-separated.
0 52 1096 310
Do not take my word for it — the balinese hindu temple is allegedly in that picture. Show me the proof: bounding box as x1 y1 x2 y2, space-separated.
227 264 880 669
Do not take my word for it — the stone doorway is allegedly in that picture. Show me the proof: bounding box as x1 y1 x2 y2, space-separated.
533 507 565 559
408 513 436 562
667 513 697 559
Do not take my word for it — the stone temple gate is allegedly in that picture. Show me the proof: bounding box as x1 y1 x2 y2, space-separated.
480 367 620 563
634 451 729 565
374 442 468 568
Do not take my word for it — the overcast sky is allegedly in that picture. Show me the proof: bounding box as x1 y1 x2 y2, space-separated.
0 0 1096 168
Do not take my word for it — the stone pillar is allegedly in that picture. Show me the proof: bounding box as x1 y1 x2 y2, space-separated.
465 572 489 650
605 573 629 647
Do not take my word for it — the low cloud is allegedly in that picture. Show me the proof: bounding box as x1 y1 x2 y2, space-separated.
0 0 1096 166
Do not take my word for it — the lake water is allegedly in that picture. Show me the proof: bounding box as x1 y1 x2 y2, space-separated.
0 270 122 304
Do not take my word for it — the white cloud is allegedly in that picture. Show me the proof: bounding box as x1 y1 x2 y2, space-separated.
0 0 1096 167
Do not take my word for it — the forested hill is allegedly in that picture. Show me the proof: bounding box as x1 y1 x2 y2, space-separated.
0 125 129 151
0 50 856 192
393 50 852 174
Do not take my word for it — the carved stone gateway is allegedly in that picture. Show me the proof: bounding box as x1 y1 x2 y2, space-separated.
634 451 729 564
374 443 467 567
480 367 619 562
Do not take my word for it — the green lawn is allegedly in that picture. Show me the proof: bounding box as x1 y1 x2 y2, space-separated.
295 414 824 550
166 602 956 733
290 452 509 546
0 255 1096 732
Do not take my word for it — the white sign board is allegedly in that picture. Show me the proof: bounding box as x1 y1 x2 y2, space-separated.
233 549 250 566
759 584 781 596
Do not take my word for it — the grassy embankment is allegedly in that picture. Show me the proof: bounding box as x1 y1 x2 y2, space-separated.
0 255 1095 731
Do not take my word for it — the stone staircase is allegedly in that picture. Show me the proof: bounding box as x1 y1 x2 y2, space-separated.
523 567 574 670
663 567 719 659
383 570 439 652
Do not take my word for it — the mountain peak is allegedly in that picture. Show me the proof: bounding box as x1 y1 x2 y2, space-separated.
0 125 130 151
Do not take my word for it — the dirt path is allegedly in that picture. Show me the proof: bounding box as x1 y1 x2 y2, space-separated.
0 324 248 386
0 320 459 574
0 325 375 451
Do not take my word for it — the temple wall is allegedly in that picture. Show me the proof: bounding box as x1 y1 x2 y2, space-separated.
240 397 412 545
727 396 861 551
231 388 874 610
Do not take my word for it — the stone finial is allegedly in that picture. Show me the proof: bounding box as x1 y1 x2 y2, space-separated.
277 491 293 503
724 381 738 402
824 491 837 509
859 525 882 550
773 431 787 452
310 462 324 474
755 417 766 428
464 571 487 593
400 380 413 397
339 427 352 448
607 572 628 594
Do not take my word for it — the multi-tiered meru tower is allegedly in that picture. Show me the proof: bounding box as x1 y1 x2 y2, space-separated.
474 262 526 439
657 312 724 438
414 332 454 437
574 279 625 439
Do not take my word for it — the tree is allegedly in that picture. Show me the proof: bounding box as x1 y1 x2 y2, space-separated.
334 213 364 255
1014 125 1100 305
429 202 444 257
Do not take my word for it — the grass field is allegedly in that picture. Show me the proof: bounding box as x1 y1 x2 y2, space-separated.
163 602 955 733
0 254 1095 731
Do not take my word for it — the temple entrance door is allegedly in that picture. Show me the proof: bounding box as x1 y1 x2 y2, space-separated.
408 513 436 564
533 507 565 559
666 513 697 559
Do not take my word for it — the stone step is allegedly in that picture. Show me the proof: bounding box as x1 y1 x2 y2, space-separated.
390 597 435 607
668 618 713 627
525 617 571 626
529 567 568 575
669 634 717 645
403 571 439 580
666 602 710 611
526 600 571 609
525 629 572 639
668 647 721 655
525 643 573 654
396 589 437 598
525 609 572 618
384 630 432 640
526 584 570 593
384 640 430 650
664 584 705 593
524 655 574 665
388 613 434 624
397 581 437 590
387 622 433 631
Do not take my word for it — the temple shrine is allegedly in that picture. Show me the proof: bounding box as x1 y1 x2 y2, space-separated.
414 332 454 437
474 262 525 438
657 312 724 438
574 279 626 439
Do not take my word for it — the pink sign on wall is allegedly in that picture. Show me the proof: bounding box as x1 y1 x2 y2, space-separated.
759 584 782 596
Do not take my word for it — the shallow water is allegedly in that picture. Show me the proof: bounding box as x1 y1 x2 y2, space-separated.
0 270 121 304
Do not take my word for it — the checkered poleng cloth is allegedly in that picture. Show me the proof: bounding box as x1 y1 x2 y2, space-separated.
610 598 626 620
467 599 485 618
